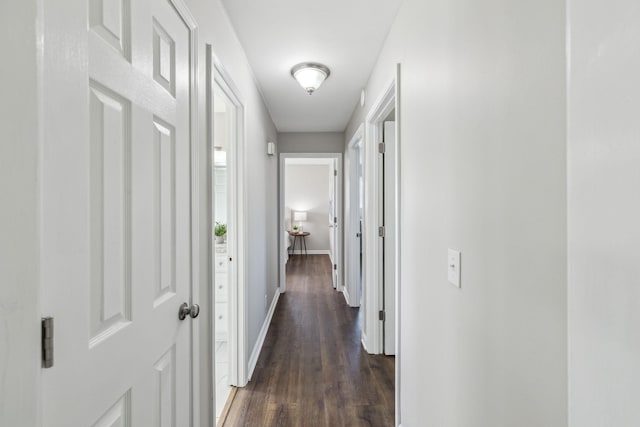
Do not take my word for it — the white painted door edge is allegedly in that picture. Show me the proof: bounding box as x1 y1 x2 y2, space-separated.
175 2 201 424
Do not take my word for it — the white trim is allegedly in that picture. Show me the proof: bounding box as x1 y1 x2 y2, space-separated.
342 287 352 306
204 45 215 427
363 77 396 355
361 332 369 353
209 55 248 390
247 289 281 380
279 153 343 294
395 63 403 427
345 124 364 308
362 64 402 427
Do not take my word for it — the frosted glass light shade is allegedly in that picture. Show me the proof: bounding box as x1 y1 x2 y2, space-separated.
291 63 330 95
293 211 307 221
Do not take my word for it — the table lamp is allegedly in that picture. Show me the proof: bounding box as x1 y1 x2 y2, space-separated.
293 211 307 231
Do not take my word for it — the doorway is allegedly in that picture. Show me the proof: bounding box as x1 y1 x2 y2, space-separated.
208 55 247 422
279 154 342 293
346 125 365 307
360 65 401 426
361 77 399 356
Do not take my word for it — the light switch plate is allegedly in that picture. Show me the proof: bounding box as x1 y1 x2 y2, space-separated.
448 249 461 288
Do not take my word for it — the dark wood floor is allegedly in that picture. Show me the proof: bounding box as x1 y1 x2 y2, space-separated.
222 254 395 427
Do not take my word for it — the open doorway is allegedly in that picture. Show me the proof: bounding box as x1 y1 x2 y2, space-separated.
360 65 401 426
361 75 399 357
279 154 342 293
346 125 365 307
208 55 247 423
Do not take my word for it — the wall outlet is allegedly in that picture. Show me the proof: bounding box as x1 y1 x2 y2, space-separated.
448 249 461 288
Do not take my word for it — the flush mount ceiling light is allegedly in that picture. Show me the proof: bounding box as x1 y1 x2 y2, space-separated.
290 62 331 95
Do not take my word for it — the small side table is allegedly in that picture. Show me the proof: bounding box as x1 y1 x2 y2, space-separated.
288 231 310 256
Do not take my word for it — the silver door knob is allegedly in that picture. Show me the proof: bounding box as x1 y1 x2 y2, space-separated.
178 302 200 320
190 303 200 319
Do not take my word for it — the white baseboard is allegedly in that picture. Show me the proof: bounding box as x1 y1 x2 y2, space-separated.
247 289 280 381
342 287 351 306
288 249 330 255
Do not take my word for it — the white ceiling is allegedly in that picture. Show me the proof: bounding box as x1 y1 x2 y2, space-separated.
221 0 403 133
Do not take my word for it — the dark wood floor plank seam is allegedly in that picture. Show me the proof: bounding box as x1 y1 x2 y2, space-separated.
222 255 395 426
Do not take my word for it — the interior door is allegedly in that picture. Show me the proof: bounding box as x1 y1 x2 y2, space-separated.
41 0 196 425
330 160 339 289
383 121 396 356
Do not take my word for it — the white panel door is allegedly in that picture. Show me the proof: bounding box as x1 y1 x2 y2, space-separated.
41 0 196 425
383 121 396 356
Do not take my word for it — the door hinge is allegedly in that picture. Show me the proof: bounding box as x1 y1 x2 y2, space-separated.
334 169 338 176
378 142 386 154
334 264 337 271
334 216 337 224
379 310 385 321
41 317 54 368
378 226 385 237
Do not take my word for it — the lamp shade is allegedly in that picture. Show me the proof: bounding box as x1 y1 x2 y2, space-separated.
293 211 307 222
291 63 330 95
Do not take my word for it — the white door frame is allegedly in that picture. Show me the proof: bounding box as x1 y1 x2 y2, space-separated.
279 153 343 293
330 157 339 289
345 124 364 307
207 52 248 388
362 64 402 426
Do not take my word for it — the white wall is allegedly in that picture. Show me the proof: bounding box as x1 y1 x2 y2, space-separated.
285 164 331 251
278 132 345 153
346 0 568 425
568 0 640 425
0 1 41 426
184 0 279 423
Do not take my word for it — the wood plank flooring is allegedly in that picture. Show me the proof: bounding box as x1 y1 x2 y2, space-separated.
222 254 395 427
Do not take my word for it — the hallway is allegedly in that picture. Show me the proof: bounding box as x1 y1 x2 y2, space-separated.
221 255 395 426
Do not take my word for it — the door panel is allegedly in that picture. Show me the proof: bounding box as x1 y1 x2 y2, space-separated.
41 0 194 425
88 81 132 347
